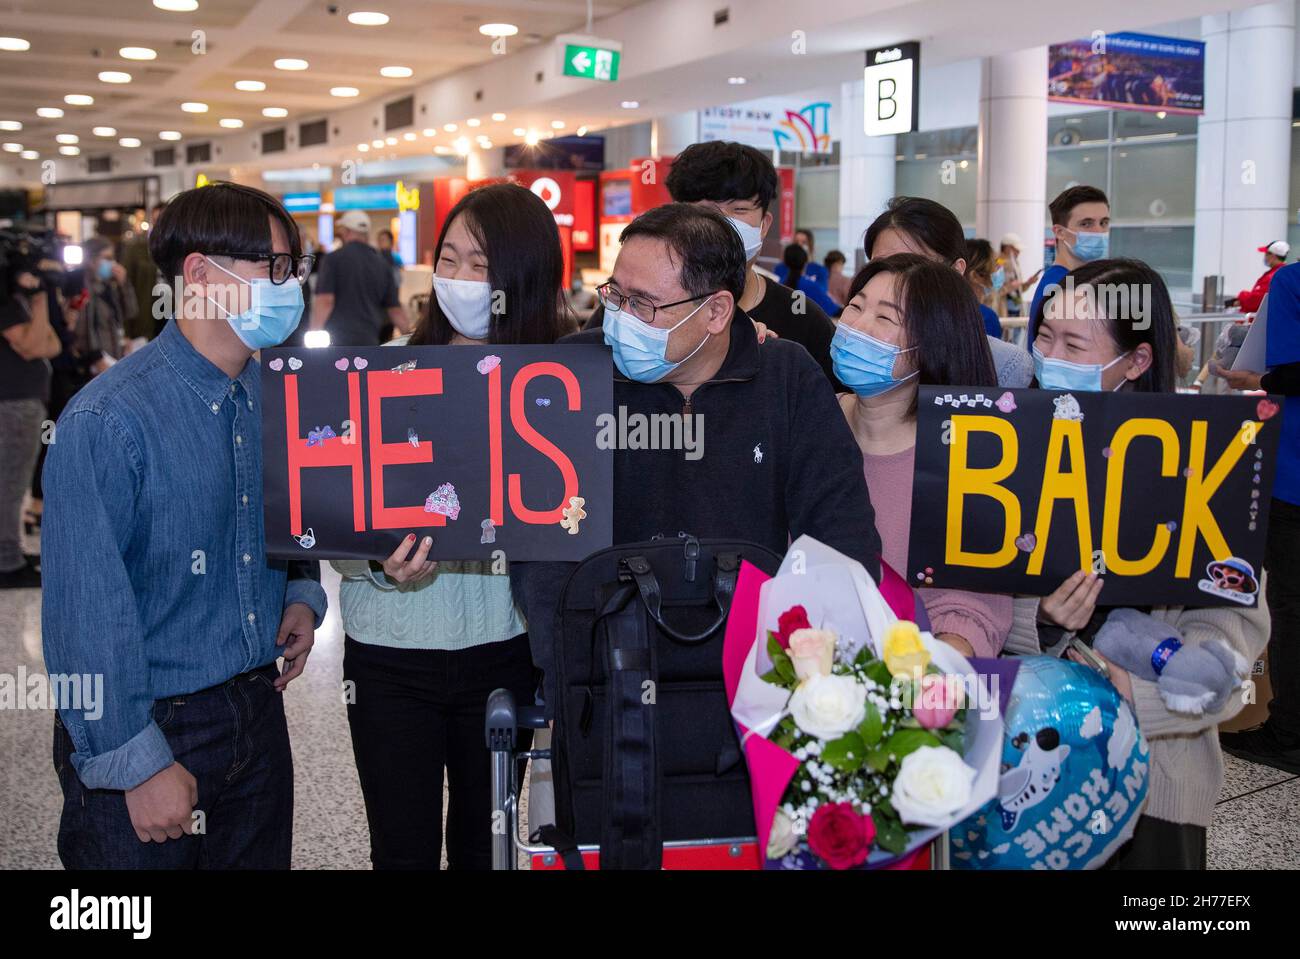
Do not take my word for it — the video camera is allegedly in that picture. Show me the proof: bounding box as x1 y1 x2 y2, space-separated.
0 227 69 305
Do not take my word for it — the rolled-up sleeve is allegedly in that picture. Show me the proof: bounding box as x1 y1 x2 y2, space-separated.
41 408 174 791
920 587 1015 659
284 559 328 628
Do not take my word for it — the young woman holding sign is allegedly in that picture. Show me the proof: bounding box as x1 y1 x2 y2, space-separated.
833 253 1013 659
331 183 572 869
1014 257 1270 869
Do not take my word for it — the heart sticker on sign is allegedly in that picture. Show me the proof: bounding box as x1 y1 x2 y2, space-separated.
1257 398 1279 421
354 357 368 369
1014 532 1037 553
268 358 284 371
335 358 349 371
288 357 303 371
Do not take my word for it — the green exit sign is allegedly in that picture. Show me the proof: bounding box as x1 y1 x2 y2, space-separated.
562 43 620 82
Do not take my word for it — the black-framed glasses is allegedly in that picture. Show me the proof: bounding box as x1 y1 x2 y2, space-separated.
211 252 315 284
596 282 711 325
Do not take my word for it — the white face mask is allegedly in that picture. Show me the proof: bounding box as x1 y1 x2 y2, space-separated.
433 275 493 340
726 216 764 261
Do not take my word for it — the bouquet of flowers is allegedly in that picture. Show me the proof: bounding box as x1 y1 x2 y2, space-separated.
724 536 1003 870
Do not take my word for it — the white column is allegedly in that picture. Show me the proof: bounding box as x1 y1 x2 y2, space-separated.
650 112 699 156
1194 2 1295 298
838 78 896 267
976 47 1048 282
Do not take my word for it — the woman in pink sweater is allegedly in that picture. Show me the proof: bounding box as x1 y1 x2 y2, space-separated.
831 253 1013 658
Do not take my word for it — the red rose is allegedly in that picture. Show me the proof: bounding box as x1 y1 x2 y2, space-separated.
807 802 875 870
776 605 812 649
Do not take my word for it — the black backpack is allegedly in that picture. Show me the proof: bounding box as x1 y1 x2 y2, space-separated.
543 533 783 869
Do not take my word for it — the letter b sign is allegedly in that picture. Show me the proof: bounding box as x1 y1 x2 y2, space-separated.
863 43 918 137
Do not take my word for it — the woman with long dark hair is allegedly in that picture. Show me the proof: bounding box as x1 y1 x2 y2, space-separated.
332 182 571 869
833 254 1012 658
1015 258 1269 868
780 242 839 316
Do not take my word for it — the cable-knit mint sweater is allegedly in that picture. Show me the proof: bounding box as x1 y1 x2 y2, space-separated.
331 559 526 650
330 333 526 650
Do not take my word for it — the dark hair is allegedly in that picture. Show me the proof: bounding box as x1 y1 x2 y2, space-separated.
410 182 572 346
664 140 779 211
824 249 846 269
1041 257 1177 394
377 228 393 241
1049 185 1109 227
83 236 113 262
846 253 997 413
864 196 966 269
782 243 808 289
964 239 996 284
149 181 300 284
619 202 747 299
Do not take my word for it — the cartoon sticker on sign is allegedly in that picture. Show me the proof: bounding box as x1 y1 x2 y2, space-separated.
261 345 613 561
907 387 1280 606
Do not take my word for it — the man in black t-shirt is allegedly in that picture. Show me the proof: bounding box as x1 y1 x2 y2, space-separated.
585 141 839 386
311 211 409 346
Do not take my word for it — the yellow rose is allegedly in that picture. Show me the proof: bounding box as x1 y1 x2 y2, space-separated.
883 621 930 678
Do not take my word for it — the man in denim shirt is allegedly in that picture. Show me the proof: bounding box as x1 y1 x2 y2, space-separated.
41 182 326 868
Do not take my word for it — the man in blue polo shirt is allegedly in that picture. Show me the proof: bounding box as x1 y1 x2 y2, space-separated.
1029 185 1111 343
1217 261 1300 774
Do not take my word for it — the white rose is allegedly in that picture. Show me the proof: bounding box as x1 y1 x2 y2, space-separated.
789 674 867 740
891 745 977 827
766 808 798 859
787 628 837 683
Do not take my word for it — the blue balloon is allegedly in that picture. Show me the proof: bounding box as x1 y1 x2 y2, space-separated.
950 655 1149 870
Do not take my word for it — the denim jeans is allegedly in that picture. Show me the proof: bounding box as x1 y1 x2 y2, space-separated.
53 663 293 869
344 634 537 870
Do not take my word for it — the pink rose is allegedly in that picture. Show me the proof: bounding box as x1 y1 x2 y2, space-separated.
912 673 964 729
775 605 811 650
787 628 836 682
807 802 875 870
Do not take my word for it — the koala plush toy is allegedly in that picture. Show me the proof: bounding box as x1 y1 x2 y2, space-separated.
1093 608 1250 716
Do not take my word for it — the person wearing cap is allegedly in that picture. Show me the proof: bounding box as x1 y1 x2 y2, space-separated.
310 210 410 346
1226 241 1289 314
996 232 1042 317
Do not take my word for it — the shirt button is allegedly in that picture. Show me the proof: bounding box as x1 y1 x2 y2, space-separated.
247 612 256 624
230 384 236 394
247 401 253 410
236 435 243 445
243 553 251 564
242 494 248 505
211 402 220 413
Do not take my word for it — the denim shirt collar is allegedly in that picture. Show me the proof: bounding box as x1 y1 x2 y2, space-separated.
156 320 259 414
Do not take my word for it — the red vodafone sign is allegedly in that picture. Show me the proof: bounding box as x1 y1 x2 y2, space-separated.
516 171 575 227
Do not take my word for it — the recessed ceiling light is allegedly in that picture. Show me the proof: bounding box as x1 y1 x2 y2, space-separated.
403 132 416 141
331 86 360 97
58 145 80 156
2 143 22 152
262 107 288 118
551 120 565 129
524 130 539 146
235 80 266 92
348 11 389 26
433 144 450 154
119 137 141 148
384 136 397 145
219 118 243 128
98 71 132 84
453 136 470 155
120 47 156 60
181 102 208 113
422 128 435 137
380 65 412 78
512 127 525 136
0 120 21 131
159 130 182 140
441 123 456 133
56 134 79 144
153 0 199 10
576 125 588 136
728 76 747 85
371 138 383 148
36 107 64 119
491 113 506 122
478 140 493 149
478 23 518 37
620 100 639 109
92 126 116 137
357 143 369 152
275 58 309 71
20 149 37 159
465 118 481 128
64 94 93 106
0 37 31 52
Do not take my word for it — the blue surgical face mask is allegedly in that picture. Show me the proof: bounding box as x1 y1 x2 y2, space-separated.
990 266 1006 292
97 259 113 281
1067 229 1109 263
206 257 304 350
831 323 918 398
603 296 714 383
1033 345 1130 392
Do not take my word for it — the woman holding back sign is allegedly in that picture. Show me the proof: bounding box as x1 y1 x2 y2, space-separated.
331 183 572 869
1010 257 1270 868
